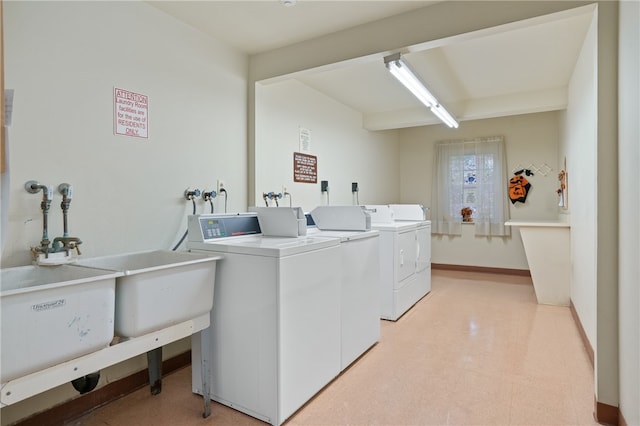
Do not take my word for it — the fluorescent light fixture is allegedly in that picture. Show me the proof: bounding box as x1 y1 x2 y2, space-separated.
384 53 459 128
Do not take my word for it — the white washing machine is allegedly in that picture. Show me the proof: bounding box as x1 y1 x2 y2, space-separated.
365 205 430 321
186 213 342 426
308 206 380 370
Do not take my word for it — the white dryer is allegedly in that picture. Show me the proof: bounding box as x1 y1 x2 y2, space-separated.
308 206 380 370
390 204 432 296
365 205 429 321
414 221 432 296
187 213 341 426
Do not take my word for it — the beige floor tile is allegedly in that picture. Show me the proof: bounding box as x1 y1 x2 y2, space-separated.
509 376 580 425
71 269 598 426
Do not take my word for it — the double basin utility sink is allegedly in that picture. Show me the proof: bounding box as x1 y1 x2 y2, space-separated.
1 250 220 384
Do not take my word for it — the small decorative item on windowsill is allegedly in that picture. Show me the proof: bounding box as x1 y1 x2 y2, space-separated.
461 207 474 223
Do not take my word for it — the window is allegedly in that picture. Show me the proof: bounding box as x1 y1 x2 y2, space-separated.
432 136 510 237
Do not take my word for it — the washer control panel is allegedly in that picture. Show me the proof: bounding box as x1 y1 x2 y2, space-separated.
188 214 261 242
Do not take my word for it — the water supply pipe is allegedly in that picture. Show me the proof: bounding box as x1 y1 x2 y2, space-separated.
52 183 82 255
172 189 199 251
263 192 283 207
58 183 72 237
202 189 217 213
25 180 54 256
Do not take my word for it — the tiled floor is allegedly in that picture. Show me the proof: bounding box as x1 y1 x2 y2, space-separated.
72 270 597 425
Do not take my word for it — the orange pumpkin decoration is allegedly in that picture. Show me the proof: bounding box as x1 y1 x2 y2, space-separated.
509 174 531 204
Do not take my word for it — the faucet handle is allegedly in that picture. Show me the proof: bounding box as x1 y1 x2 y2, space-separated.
65 237 83 247
53 236 83 253
58 183 73 199
64 237 83 256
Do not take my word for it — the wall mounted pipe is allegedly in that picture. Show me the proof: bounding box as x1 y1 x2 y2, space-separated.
25 180 53 253
58 183 73 237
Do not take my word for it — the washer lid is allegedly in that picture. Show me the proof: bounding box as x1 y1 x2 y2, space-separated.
370 221 417 231
307 228 379 242
310 205 371 231
393 220 431 228
187 234 340 257
389 204 428 221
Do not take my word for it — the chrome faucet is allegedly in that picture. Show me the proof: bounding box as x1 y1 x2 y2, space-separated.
26 181 83 261
52 236 83 256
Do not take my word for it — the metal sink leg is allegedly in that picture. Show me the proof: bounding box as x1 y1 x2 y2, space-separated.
147 348 162 395
199 328 212 418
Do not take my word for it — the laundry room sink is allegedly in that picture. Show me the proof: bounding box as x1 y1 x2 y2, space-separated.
72 250 221 337
1 265 120 383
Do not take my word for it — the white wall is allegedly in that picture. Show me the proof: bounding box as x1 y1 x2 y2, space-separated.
2 1 248 267
560 1 620 413
594 1 620 410
1 2 247 423
617 1 640 424
559 8 598 354
399 112 560 270
255 79 399 209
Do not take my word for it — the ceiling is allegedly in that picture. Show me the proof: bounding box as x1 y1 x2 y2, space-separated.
148 1 594 130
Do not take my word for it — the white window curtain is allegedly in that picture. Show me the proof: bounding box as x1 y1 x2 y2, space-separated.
431 136 510 237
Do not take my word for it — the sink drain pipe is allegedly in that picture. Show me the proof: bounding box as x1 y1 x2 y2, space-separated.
71 372 101 394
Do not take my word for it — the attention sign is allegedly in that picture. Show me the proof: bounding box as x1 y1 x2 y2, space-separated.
114 88 148 138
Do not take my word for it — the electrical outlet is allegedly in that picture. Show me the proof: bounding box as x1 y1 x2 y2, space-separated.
282 185 288 194
321 180 329 192
217 180 225 193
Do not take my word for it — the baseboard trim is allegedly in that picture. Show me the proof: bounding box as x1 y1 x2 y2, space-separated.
15 351 192 426
595 400 619 426
619 410 628 426
431 263 531 277
569 299 595 368
570 303 621 426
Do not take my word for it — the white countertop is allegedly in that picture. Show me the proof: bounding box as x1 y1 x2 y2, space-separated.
505 220 570 228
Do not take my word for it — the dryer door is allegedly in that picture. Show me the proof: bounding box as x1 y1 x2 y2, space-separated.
396 229 417 284
415 224 431 273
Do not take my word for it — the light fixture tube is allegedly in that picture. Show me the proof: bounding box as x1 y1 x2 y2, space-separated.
387 62 439 107
431 104 459 128
384 54 459 128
